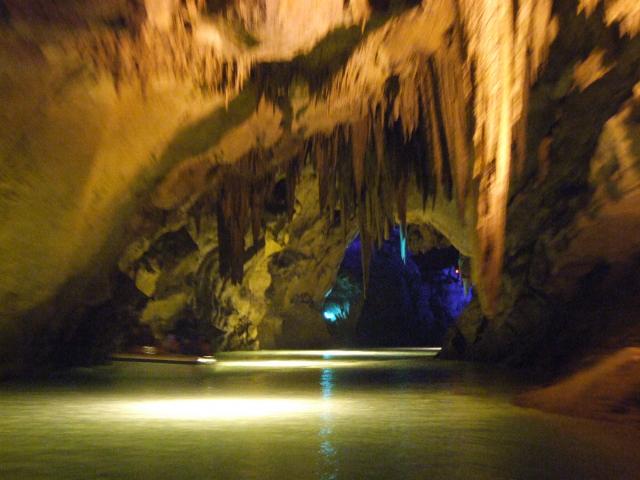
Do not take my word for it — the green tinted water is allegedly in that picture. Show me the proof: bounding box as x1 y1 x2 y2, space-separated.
1 350 639 479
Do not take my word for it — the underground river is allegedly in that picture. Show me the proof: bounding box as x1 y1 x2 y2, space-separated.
2 349 639 479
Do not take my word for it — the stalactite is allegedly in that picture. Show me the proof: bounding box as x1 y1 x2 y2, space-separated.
387 121 409 232
428 62 456 203
454 0 556 314
302 0 556 306
286 154 302 220
312 138 329 213
372 106 386 170
358 192 372 295
459 0 515 315
215 147 277 284
396 173 408 265
250 186 263 247
351 116 369 198
218 174 250 284
216 199 232 279
418 63 447 201
308 103 427 291
513 56 531 179
337 126 354 242
326 135 339 226
75 0 250 95
413 94 436 207
579 0 640 37
313 0 557 313
392 73 420 141
432 42 473 215
378 129 396 236
367 132 387 250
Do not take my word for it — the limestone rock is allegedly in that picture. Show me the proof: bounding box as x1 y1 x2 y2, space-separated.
516 347 640 424
1 1 639 375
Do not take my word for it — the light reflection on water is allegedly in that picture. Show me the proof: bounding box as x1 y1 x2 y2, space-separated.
1 350 640 480
319 368 337 480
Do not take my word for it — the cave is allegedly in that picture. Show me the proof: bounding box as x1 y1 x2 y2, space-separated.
2 1 640 478
323 225 472 347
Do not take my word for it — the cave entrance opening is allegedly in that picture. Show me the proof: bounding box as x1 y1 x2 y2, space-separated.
322 225 473 347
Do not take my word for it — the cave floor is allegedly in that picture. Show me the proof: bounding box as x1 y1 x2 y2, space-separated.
1 350 639 479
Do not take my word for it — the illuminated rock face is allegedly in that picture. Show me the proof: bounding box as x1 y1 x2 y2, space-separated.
0 0 639 374
442 8 640 366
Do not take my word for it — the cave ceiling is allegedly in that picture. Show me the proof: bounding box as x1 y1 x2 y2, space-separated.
0 0 639 328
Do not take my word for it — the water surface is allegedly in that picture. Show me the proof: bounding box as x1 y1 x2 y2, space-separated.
2 349 639 479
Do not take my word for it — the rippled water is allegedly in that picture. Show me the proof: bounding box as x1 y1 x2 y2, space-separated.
2 350 639 479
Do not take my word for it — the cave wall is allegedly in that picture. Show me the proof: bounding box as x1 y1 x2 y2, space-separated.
114 164 349 352
0 48 223 372
0 0 639 374
112 159 476 353
441 5 640 367
0 2 478 374
0 0 436 371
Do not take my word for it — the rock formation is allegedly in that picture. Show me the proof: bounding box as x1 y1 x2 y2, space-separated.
0 0 639 375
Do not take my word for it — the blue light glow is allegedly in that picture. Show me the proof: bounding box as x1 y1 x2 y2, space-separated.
399 226 407 264
439 266 473 318
323 310 338 322
323 303 349 323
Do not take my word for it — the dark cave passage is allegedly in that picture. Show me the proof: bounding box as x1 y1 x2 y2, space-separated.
322 226 473 347
3 2 640 478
